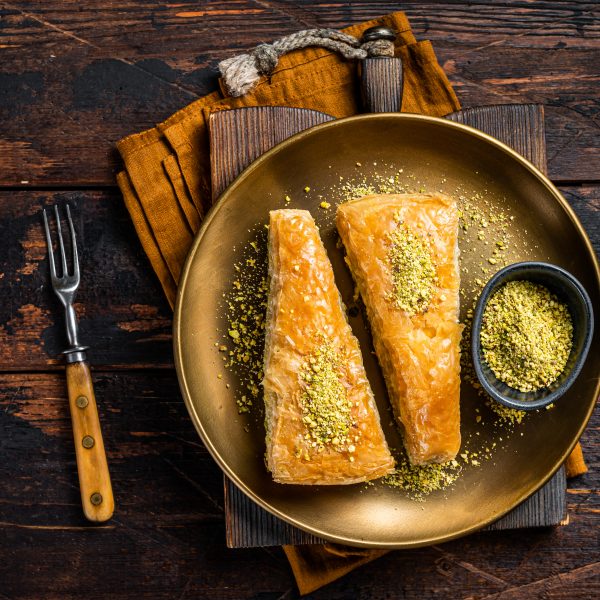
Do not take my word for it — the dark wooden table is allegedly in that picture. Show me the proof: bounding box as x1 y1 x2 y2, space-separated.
1 2 598 598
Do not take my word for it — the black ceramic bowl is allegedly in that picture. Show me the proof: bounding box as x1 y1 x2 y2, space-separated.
471 262 594 410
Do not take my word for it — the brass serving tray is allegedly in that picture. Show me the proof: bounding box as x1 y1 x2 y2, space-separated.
174 114 599 548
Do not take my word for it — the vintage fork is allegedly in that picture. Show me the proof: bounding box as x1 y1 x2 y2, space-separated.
43 205 114 522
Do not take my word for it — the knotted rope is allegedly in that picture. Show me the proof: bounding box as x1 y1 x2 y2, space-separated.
219 28 395 97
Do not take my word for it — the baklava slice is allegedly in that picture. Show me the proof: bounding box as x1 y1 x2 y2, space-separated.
263 209 394 484
337 194 462 465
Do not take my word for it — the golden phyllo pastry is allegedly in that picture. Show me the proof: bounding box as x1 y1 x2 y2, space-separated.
336 194 462 465
263 209 394 484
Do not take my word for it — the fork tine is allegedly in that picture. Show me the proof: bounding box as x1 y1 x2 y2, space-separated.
43 209 57 279
54 205 68 277
66 204 79 279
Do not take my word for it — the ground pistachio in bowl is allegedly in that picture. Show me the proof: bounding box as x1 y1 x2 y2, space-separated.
480 280 573 393
471 262 594 410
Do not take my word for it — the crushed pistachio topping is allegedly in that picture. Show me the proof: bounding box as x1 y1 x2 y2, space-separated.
387 220 437 316
298 338 357 454
481 281 573 392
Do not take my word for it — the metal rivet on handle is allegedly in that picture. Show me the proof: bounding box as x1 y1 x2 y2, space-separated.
76 395 89 408
82 435 95 449
361 25 397 42
90 492 103 506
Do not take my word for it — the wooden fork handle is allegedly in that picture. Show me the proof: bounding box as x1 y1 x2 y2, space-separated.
66 361 114 522
360 57 403 113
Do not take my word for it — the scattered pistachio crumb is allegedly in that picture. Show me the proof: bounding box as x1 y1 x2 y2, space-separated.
222 228 268 414
383 458 462 500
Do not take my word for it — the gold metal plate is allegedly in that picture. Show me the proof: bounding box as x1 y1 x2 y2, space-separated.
174 114 599 548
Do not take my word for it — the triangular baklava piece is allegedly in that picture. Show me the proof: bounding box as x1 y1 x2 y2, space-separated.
337 194 462 465
263 209 394 484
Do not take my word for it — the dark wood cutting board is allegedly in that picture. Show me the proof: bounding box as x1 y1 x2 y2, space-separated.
208 103 567 548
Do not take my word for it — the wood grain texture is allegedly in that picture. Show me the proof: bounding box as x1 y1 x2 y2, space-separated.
66 360 114 522
0 184 596 373
0 190 172 370
360 58 404 113
209 107 334 201
1 2 599 597
0 2 599 184
224 470 567 548
447 104 547 173
0 372 597 599
225 482 324 548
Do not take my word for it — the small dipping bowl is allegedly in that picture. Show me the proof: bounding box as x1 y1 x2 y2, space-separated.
471 262 594 410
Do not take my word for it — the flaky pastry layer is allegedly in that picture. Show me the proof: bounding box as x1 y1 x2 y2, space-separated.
337 194 462 465
263 209 394 484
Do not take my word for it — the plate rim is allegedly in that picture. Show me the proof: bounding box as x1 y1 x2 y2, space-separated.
173 112 600 548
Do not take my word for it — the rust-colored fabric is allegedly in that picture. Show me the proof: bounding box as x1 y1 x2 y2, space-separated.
115 10 586 597
116 11 460 308
283 544 389 596
565 442 588 478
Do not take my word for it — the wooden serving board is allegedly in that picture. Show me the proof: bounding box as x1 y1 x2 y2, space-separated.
208 103 567 548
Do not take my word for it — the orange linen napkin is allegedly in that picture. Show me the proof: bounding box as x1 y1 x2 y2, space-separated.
116 10 587 596
116 11 459 307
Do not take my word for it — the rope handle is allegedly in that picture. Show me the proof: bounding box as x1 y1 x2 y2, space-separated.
219 26 397 97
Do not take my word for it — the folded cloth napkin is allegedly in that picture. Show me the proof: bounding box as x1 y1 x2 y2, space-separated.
116 10 587 596
116 11 459 306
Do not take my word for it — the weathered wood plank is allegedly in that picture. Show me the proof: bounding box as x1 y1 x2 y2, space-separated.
209 106 333 201
0 190 172 370
0 2 598 185
446 104 547 173
360 56 404 113
3 2 597 51
224 469 569 548
0 372 597 599
1 3 598 598
0 185 597 371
